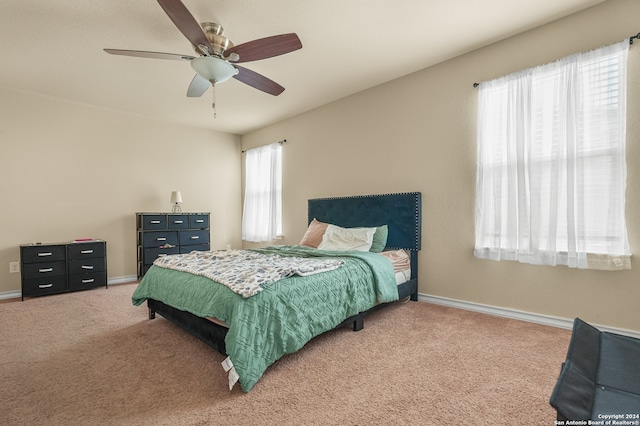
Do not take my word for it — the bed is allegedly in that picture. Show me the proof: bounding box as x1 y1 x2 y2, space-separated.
132 192 422 392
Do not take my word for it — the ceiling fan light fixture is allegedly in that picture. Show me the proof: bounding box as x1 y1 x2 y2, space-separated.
190 57 237 83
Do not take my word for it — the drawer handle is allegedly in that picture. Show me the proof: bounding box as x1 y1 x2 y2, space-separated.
81 265 94 270
173 220 184 224
39 284 53 288
195 219 204 223
150 220 161 224
156 237 167 241
81 249 94 254
82 278 95 284
39 268 53 273
37 252 53 257
190 236 200 239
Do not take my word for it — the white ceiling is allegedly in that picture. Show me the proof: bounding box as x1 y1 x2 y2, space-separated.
0 0 605 135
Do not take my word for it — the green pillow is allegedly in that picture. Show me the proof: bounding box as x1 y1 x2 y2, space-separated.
369 225 388 253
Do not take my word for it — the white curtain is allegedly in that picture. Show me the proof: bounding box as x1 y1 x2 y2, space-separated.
242 143 282 242
474 40 631 270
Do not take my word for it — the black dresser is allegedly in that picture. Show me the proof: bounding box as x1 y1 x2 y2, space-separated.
136 212 210 279
20 240 107 300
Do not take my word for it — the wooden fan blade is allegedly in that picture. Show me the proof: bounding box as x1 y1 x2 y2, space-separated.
157 0 214 54
186 74 211 97
233 65 284 96
226 33 302 63
104 49 194 61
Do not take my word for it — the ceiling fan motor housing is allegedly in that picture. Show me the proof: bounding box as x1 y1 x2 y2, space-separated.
199 22 233 57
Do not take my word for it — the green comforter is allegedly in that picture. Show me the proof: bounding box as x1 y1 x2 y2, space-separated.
131 245 397 392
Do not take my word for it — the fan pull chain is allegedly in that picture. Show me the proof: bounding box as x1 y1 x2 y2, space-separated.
211 83 217 118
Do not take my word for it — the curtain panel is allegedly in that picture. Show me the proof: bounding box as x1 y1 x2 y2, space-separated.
474 40 631 270
242 143 282 242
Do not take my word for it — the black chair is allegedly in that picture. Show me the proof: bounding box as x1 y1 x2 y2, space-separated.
549 318 640 421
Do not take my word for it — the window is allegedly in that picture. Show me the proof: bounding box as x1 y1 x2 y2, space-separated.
474 40 631 270
242 142 282 242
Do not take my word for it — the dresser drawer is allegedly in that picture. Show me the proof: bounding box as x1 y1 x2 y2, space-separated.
189 214 209 228
144 246 180 264
68 257 106 275
22 261 66 280
23 276 67 297
67 242 105 260
140 214 167 230
21 245 66 264
142 231 178 247
140 263 152 277
168 215 189 229
180 243 210 254
179 230 210 246
68 272 106 291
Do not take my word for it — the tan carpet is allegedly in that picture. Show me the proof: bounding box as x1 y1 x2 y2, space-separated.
0 283 570 425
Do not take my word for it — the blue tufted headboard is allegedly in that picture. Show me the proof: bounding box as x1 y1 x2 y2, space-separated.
307 192 422 251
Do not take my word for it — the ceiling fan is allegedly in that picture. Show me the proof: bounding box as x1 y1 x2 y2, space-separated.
104 0 302 100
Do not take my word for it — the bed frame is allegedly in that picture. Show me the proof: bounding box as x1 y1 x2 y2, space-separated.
147 192 422 356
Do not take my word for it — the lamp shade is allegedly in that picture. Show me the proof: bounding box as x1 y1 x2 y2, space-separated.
190 57 237 83
170 191 183 204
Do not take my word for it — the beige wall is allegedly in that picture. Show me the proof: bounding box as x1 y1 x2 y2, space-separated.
0 87 242 294
241 0 640 332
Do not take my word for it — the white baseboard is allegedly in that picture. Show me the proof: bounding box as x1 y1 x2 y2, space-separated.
108 275 138 285
419 293 640 340
0 290 22 301
3 284 637 339
0 275 138 301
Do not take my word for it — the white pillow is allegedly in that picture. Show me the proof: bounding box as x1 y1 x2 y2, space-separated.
317 224 376 252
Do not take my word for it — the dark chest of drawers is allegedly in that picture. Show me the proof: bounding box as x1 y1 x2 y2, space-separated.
20 241 107 300
136 212 210 278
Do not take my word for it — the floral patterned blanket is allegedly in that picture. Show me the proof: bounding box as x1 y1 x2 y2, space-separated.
152 249 344 298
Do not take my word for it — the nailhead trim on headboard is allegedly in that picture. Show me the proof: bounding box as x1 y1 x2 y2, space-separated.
307 192 422 251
